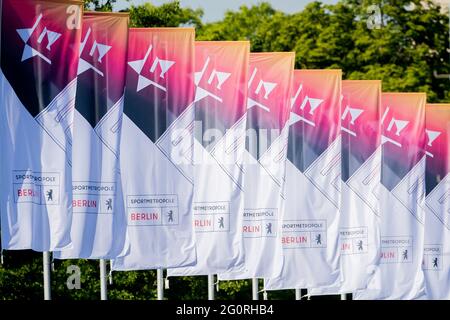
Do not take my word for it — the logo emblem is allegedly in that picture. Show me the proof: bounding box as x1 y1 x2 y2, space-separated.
105 198 113 211
128 45 175 92
46 189 53 202
194 56 231 102
247 67 277 112
341 105 364 136
289 84 324 127
425 129 441 158
77 28 112 77
16 14 61 64
380 106 410 147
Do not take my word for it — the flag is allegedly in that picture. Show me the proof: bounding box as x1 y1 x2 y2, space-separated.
219 52 295 280
423 104 450 299
112 28 196 270
264 69 342 290
310 80 382 294
354 93 427 300
54 12 129 259
0 0 82 251
167 41 250 276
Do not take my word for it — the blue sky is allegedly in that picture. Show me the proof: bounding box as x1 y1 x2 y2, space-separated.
115 0 339 22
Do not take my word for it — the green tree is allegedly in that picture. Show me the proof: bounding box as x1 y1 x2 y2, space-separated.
198 0 449 102
196 2 283 51
125 1 203 28
84 0 116 11
345 0 450 101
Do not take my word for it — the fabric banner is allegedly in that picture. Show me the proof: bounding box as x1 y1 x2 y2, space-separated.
54 12 129 259
355 92 427 300
310 80 382 294
264 69 342 290
0 0 82 251
112 28 196 270
168 41 250 276
423 104 450 299
219 52 294 280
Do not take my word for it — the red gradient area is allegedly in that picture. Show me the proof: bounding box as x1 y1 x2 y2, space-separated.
194 41 249 129
126 28 195 117
287 70 342 172
7 0 81 81
341 80 381 181
380 93 426 190
425 104 450 194
122 28 195 142
293 70 341 147
79 12 129 104
246 52 294 131
1 0 82 116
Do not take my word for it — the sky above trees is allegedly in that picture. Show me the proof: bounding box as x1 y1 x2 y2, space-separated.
115 0 339 21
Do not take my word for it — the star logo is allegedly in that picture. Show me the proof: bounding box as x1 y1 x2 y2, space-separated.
77 27 112 77
289 84 324 127
193 56 231 103
380 106 410 148
425 129 441 158
341 105 364 136
16 14 61 64
247 67 277 112
128 45 175 92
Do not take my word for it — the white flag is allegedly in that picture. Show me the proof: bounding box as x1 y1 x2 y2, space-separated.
354 93 427 300
0 0 82 251
422 104 450 299
310 80 382 295
112 28 197 270
54 12 129 260
265 70 342 290
168 41 250 276
219 52 294 280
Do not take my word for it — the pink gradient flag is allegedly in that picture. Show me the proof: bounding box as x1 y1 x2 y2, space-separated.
265 69 342 290
168 41 250 276
423 104 450 299
54 12 129 260
112 28 197 270
355 93 427 300
0 0 82 251
220 52 295 280
311 80 382 294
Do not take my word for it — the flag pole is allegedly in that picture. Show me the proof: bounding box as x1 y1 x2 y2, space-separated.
207 274 215 300
252 278 259 300
100 259 108 300
295 289 301 300
157 268 164 300
263 279 268 300
43 251 51 300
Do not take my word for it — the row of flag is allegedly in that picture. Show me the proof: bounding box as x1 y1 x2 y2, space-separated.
0 0 449 300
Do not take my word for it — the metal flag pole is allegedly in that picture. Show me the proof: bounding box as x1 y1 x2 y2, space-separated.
157 268 164 300
263 279 268 300
43 251 51 300
295 289 301 300
252 278 259 300
207 274 215 300
100 259 108 300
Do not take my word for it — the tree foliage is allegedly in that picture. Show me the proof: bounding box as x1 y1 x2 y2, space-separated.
125 1 203 28
84 0 116 12
197 0 449 102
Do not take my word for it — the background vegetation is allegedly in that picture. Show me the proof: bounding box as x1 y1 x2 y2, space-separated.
1 0 448 299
